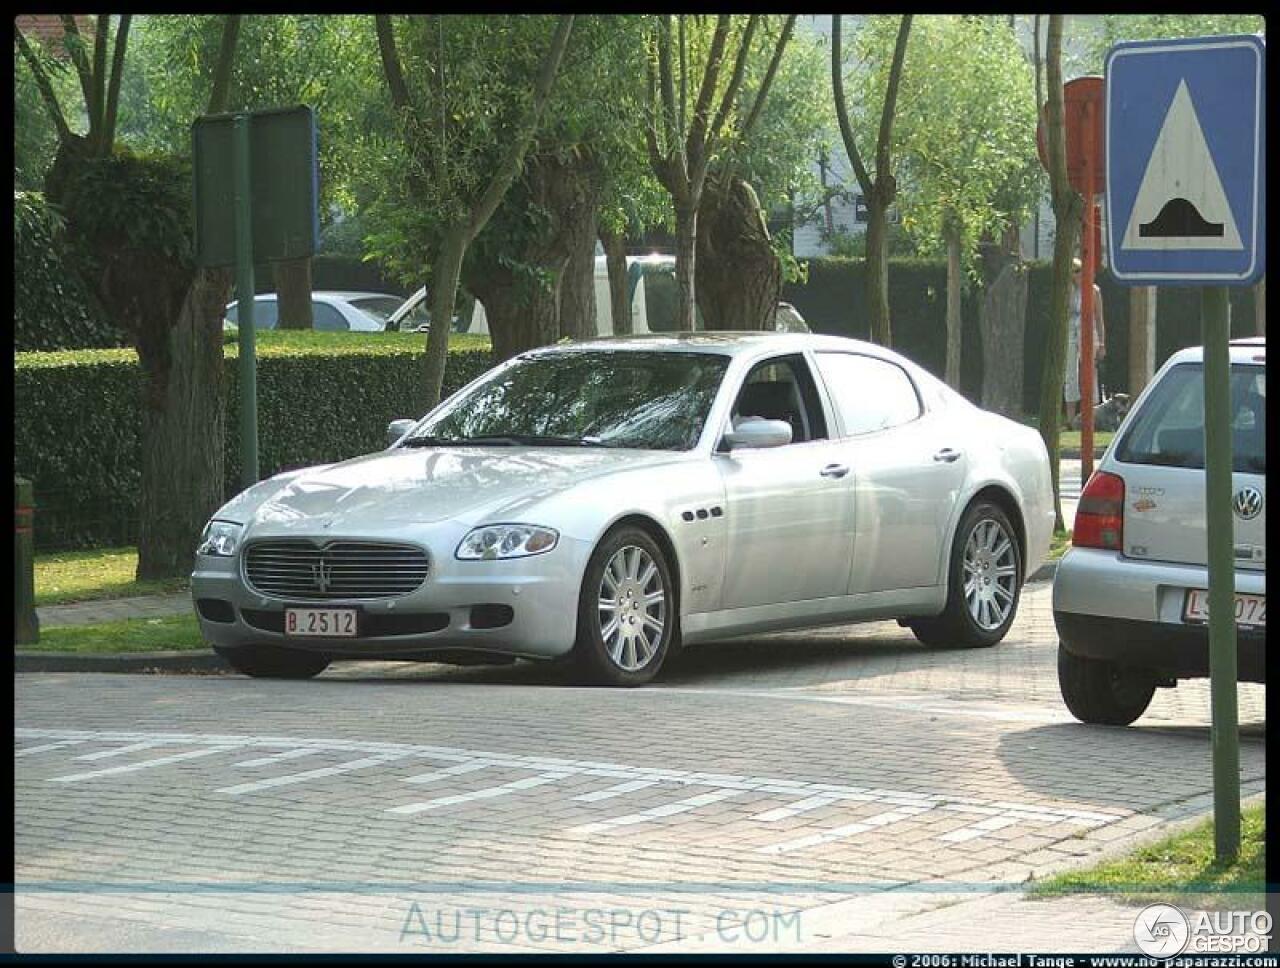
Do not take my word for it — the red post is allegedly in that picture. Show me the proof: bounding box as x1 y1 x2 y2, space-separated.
1080 101 1097 481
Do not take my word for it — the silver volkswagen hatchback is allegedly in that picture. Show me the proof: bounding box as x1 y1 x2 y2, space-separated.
1054 337 1266 724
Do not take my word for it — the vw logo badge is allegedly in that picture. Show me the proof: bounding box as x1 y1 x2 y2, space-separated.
1233 486 1263 520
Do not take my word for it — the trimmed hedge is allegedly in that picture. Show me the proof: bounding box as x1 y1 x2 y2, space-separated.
783 257 1259 414
15 336 494 551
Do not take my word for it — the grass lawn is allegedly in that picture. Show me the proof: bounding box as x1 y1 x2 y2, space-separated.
1033 802 1267 908
1048 529 1072 561
1058 429 1115 453
26 613 207 654
35 547 188 607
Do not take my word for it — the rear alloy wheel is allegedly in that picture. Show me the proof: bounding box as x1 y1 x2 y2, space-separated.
214 645 330 679
1057 644 1155 726
910 500 1022 649
572 527 676 686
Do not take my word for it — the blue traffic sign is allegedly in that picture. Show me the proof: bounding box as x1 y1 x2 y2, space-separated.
1105 35 1265 285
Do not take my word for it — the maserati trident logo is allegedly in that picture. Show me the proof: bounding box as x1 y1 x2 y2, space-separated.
311 557 333 594
1233 486 1263 520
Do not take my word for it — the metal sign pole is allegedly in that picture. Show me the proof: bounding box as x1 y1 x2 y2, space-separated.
1080 101 1097 481
233 114 260 488
1201 285 1240 861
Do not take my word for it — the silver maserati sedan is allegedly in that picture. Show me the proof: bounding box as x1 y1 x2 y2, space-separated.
192 333 1054 685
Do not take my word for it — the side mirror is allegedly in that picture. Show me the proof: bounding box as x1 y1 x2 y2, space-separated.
722 417 792 451
387 418 417 448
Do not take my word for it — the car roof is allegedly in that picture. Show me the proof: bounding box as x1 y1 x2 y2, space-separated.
225 291 401 309
531 331 892 359
1164 337 1266 366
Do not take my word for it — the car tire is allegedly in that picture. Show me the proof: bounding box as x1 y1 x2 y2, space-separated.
214 645 330 679
571 526 678 687
909 500 1023 650
1057 644 1155 725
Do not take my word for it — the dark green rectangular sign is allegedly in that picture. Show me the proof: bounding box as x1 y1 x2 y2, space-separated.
192 105 319 267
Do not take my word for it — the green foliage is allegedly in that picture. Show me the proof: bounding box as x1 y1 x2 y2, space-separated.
13 191 125 351
877 16 1040 284
15 339 496 551
13 45 80 190
1085 15 1265 73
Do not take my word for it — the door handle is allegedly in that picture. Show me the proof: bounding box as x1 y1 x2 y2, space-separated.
933 448 963 463
820 463 850 478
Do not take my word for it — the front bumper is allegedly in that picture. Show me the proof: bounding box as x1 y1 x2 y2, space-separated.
1053 547 1267 682
191 534 592 661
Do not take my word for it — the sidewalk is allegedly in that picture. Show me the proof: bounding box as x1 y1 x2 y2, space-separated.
37 592 192 630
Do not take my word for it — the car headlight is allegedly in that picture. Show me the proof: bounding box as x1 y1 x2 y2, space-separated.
456 524 559 560
197 520 244 557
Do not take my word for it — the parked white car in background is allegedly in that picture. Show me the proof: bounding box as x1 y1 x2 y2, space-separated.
193 333 1054 685
1054 337 1266 725
224 291 402 332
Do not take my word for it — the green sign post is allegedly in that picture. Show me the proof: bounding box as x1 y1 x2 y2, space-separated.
192 105 319 488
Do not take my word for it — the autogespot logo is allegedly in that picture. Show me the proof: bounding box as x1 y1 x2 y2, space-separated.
1134 903 1191 957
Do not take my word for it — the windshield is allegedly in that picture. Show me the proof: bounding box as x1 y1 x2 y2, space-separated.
1116 362 1265 473
348 296 403 322
409 350 729 451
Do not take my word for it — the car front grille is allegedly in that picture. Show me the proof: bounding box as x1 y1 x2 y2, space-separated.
243 540 429 601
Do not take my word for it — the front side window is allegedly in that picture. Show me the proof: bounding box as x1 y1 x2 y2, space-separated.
1116 363 1265 473
730 354 828 444
411 350 729 451
814 352 921 436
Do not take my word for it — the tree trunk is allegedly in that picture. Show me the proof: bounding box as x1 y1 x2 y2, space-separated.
555 163 603 342
424 226 467 410
673 200 698 331
1255 275 1265 336
696 173 781 331
864 182 893 346
465 255 560 362
1128 285 1157 397
600 228 631 335
944 224 963 390
136 267 231 579
1036 15 1083 534
273 257 313 329
978 243 1028 417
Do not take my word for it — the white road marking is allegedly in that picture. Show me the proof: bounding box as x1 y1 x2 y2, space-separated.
234 748 328 768
751 794 842 823
215 754 411 795
74 740 171 761
572 779 659 802
400 761 497 785
47 746 240 783
939 814 1022 843
758 806 935 854
570 789 741 835
14 740 87 758
388 773 573 816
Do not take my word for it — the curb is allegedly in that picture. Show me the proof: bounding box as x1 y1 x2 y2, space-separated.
1028 559 1059 583
15 650 228 674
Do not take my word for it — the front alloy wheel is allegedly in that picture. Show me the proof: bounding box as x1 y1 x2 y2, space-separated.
572 527 676 686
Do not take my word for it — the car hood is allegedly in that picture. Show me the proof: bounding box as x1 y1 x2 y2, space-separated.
237 446 683 536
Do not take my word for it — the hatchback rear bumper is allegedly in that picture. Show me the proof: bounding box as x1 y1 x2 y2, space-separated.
1055 611 1265 682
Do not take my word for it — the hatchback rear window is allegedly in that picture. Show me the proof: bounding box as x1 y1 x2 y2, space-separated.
1115 363 1265 473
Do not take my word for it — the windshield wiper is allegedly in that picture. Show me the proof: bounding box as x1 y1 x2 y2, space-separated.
465 433 608 447
399 435 470 448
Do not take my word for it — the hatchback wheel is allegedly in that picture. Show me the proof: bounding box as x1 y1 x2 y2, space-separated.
1057 644 1155 725
215 645 330 679
572 527 677 686
910 500 1022 649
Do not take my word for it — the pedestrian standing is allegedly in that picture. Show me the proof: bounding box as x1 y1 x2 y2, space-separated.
1064 257 1106 428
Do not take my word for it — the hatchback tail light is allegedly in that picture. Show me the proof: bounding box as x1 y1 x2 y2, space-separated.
1073 470 1125 550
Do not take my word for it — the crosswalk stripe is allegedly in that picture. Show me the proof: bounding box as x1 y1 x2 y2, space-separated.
572 779 659 802
388 772 572 816
48 746 240 783
215 753 410 795
570 789 741 835
758 806 934 854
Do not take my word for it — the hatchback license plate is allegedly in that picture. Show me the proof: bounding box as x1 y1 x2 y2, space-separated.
1182 589 1266 629
285 608 357 637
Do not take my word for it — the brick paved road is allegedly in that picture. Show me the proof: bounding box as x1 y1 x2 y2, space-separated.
14 584 1267 954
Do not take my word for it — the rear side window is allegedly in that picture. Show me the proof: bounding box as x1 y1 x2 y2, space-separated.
814 352 922 436
312 303 349 332
1116 363 1265 473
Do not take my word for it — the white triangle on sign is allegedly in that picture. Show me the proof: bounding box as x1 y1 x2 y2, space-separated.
1122 79 1243 251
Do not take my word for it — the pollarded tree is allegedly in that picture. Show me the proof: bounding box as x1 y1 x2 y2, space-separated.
886 15 1039 392
831 14 912 347
16 15 244 580
373 14 574 409
644 15 794 332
